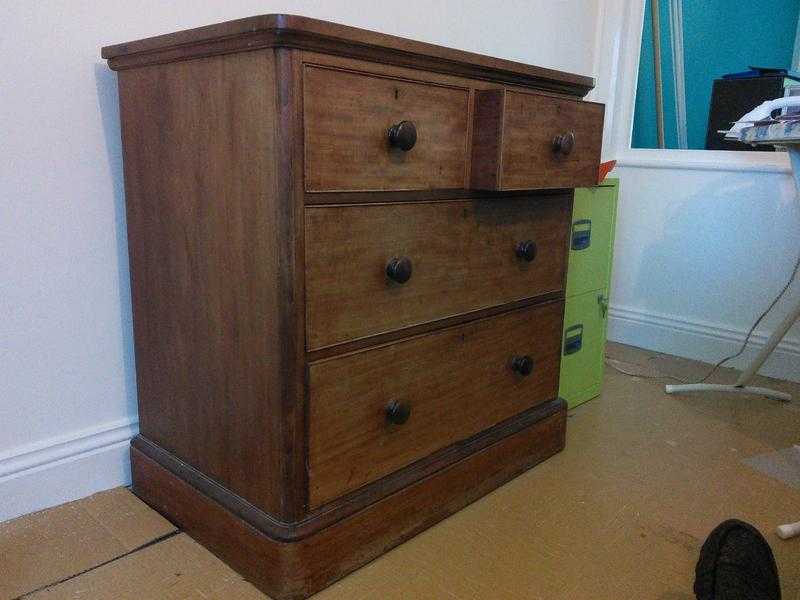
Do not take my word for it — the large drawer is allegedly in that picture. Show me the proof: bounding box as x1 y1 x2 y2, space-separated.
303 64 470 192
308 301 563 507
471 89 604 190
304 195 571 350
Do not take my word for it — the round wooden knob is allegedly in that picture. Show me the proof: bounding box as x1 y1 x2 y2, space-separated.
388 121 417 151
552 131 575 156
515 240 537 262
386 400 411 425
386 256 413 284
511 355 534 376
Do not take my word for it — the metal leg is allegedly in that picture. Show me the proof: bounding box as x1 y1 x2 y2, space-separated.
665 148 800 402
735 299 800 386
664 286 798 402
665 382 791 402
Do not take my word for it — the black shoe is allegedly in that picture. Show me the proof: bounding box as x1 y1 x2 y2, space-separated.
694 519 781 600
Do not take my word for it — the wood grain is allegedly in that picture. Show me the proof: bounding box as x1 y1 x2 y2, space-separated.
107 15 597 597
101 14 595 97
471 89 605 190
304 195 571 349
273 48 310 519
131 397 564 542
132 400 566 599
305 292 563 362
304 188 562 205
303 64 469 191
118 50 298 519
308 301 563 507
470 89 505 191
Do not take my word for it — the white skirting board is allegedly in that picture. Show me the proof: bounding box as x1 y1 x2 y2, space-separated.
0 417 137 523
608 304 800 383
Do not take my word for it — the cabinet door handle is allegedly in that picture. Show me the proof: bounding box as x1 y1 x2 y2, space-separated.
386 256 413 284
564 324 583 355
511 355 534 376
386 400 411 425
597 294 608 318
515 240 537 262
571 219 592 250
388 121 417 151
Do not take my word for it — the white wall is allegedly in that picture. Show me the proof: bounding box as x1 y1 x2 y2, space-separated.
0 1 602 521
597 0 800 381
609 165 800 378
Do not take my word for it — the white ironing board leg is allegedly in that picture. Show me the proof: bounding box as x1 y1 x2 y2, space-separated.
664 383 791 402
665 147 800 402
735 299 800 387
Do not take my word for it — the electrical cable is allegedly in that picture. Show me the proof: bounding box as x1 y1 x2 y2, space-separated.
605 355 687 382
690 244 800 384
605 244 800 385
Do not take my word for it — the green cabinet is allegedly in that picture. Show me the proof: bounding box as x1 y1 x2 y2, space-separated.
559 178 618 409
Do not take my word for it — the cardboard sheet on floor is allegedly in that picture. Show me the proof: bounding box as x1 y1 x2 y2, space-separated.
24 534 264 600
744 445 800 490
0 488 176 599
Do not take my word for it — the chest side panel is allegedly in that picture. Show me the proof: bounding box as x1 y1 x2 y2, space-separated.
119 50 293 517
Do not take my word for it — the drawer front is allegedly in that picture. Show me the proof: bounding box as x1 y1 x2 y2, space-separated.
305 196 571 350
303 65 470 192
559 288 608 409
308 301 563 507
566 183 617 298
471 89 604 190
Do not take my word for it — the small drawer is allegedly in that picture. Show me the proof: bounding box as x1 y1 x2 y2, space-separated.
304 195 571 350
471 89 604 190
303 64 470 192
307 301 563 507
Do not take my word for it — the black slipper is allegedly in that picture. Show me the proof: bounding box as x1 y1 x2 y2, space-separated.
694 519 781 600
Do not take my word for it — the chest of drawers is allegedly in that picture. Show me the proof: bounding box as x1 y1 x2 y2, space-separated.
102 15 603 599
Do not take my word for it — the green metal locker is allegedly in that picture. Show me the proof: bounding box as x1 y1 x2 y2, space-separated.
559 178 618 409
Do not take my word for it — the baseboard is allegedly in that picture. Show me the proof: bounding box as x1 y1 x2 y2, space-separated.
608 304 800 383
0 417 138 522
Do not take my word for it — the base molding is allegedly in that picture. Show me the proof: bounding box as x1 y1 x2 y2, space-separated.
608 304 800 383
131 399 566 599
132 398 564 542
0 418 138 523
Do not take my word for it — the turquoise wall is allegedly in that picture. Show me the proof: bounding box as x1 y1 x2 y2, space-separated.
632 0 800 149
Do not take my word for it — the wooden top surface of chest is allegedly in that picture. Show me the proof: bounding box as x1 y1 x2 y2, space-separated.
105 15 603 598
102 13 594 95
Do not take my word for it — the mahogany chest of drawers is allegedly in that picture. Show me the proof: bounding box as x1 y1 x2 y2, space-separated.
102 15 603 599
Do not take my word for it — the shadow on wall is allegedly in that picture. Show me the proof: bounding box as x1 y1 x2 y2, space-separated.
94 63 138 418
625 171 800 360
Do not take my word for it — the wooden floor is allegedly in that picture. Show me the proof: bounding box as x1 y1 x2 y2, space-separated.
3 343 800 599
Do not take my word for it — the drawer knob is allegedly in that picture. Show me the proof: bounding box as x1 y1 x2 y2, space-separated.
388 120 417 151
552 131 575 156
386 400 411 425
515 240 537 262
386 256 413 284
511 355 534 376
